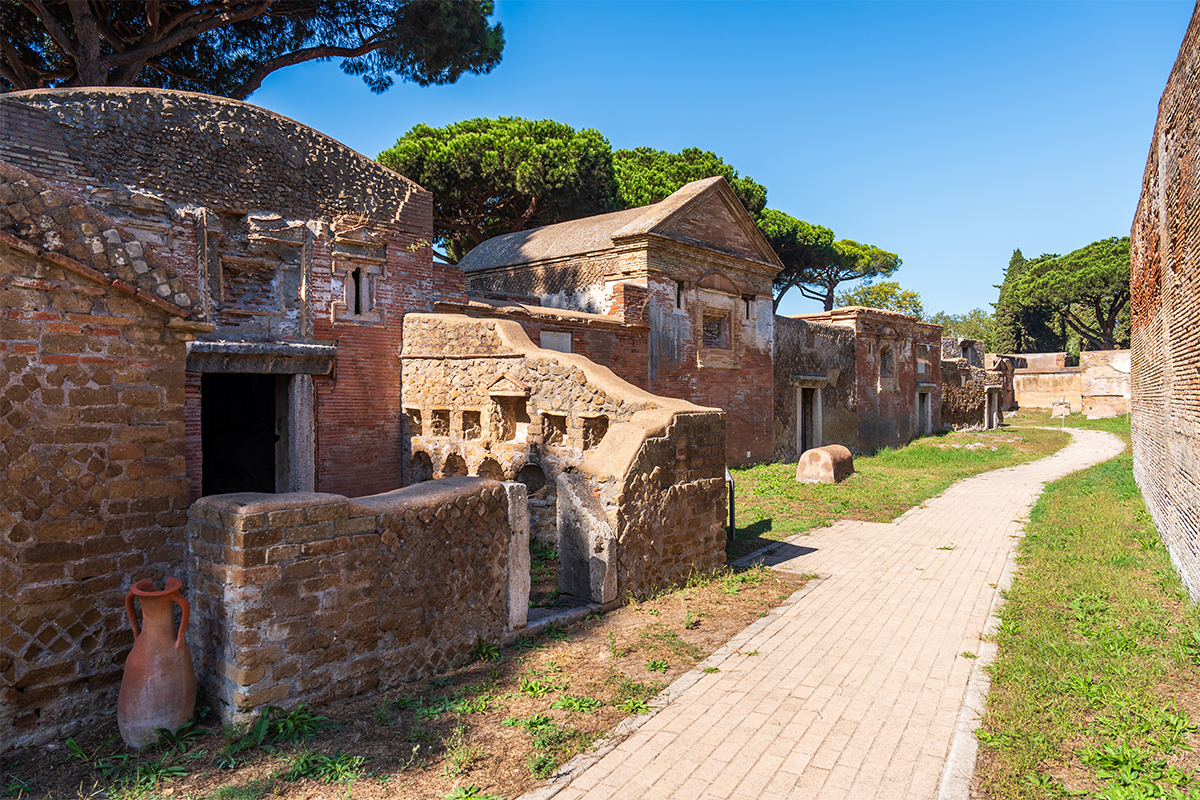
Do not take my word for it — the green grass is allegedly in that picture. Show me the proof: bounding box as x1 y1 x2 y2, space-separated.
729 426 1070 560
974 415 1200 799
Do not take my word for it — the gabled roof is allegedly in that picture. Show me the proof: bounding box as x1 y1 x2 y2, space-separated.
458 177 783 272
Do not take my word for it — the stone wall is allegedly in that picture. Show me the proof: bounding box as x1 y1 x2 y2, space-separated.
400 313 727 601
985 354 1018 410
467 253 614 313
940 359 1004 430
1080 350 1131 418
1012 368 1082 410
437 297 653 392
0 88 440 500
941 337 983 367
1131 5 1200 599
0 183 198 749
187 478 526 721
772 315 857 462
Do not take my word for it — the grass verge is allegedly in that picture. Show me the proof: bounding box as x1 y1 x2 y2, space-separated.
728 425 1070 560
974 415 1200 798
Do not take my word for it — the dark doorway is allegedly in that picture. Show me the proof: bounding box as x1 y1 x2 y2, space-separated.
800 387 815 454
202 373 278 495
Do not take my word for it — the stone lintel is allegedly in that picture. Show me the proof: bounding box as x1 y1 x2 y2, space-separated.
186 340 336 374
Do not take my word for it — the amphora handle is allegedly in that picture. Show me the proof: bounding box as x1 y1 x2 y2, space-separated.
172 593 189 650
124 590 141 639
124 577 188 648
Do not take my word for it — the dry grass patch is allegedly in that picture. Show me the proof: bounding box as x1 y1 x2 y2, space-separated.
1 565 809 800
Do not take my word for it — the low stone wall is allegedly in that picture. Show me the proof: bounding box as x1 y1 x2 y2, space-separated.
187 478 527 721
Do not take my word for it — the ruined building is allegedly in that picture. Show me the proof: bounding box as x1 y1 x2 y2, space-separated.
1131 6 1200 599
0 89 727 749
456 177 781 466
773 307 944 460
939 337 1004 431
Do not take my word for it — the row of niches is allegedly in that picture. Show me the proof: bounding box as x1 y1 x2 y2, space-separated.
404 403 610 451
408 450 548 491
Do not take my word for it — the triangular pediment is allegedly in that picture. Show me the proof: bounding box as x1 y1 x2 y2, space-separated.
613 177 782 270
488 374 530 397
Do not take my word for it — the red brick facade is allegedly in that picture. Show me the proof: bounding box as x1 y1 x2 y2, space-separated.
458 178 782 466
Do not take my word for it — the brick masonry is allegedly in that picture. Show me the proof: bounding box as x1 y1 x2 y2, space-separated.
0 206 194 749
0 88 439 500
459 178 780 467
777 308 944 457
187 479 521 720
1131 5 1200 599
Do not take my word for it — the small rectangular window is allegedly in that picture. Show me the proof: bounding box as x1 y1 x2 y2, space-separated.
404 408 422 437
583 415 608 449
462 410 481 439
743 295 755 320
675 281 685 310
702 312 730 349
429 410 450 437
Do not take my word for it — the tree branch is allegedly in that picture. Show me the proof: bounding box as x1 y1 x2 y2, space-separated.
0 36 36 90
227 39 384 99
97 0 275 75
67 0 105 84
1061 309 1104 350
19 1 77 59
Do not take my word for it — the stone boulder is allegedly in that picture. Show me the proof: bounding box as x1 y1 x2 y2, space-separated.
795 445 854 484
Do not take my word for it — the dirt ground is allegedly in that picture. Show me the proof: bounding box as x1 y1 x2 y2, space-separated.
2 566 810 800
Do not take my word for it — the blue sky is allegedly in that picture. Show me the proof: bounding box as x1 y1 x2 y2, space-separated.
250 1 1194 318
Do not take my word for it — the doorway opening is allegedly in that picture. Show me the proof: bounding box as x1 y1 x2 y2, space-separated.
794 382 823 456
917 391 932 436
201 373 277 495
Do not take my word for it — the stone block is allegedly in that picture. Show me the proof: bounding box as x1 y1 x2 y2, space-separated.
557 473 617 604
501 481 529 630
795 445 854 484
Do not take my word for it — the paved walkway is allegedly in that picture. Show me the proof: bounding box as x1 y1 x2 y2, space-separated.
549 428 1125 800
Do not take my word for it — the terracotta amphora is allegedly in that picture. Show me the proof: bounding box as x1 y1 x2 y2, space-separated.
117 577 196 748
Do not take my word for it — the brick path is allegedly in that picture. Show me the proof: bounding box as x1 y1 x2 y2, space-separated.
549 428 1125 800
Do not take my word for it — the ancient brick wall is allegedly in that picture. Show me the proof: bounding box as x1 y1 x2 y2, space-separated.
613 411 727 598
187 479 522 720
1012 368 1082 410
466 253 614 312
436 297 653 391
1131 6 1200 599
639 245 776 466
0 196 197 749
772 315 857 462
941 337 983 367
401 314 727 601
0 89 437 499
813 308 943 454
